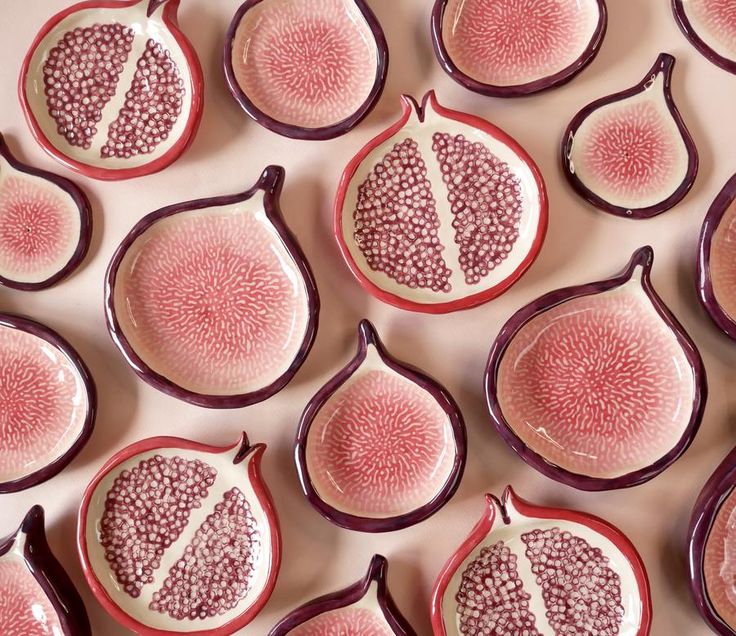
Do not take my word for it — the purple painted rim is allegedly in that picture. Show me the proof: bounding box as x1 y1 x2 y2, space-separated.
268 554 417 635
561 53 699 218
0 133 92 291
104 165 320 409
223 0 389 141
697 173 736 340
0 313 97 493
0 506 91 635
672 0 736 75
295 319 467 532
484 246 707 491
430 0 607 98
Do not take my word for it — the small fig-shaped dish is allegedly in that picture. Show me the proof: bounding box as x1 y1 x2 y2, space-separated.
485 246 706 490
224 0 388 140
79 433 280 635
105 165 319 408
1 506 91 635
296 320 466 532
562 53 698 218
431 487 652 635
269 554 416 635
673 0 736 75
335 90 548 313
432 0 607 97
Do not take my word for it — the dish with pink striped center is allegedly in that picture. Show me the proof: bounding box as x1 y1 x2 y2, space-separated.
673 0 736 74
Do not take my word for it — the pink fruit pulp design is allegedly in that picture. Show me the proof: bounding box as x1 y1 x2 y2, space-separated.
231 0 378 129
685 0 736 60
709 199 736 321
0 559 62 636
703 486 736 629
289 607 393 636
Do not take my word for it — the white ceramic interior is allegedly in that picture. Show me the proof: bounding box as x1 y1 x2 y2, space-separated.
679 0 736 63
703 484 736 630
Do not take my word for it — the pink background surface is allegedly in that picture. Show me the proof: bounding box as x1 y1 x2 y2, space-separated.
1 1 735 634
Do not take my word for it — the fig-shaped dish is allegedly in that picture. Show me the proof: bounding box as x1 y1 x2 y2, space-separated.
335 90 548 313
431 487 652 635
224 0 388 140
269 554 416 635
562 53 698 218
0 313 96 493
673 0 736 75
1 506 91 635
296 320 466 532
19 0 204 181
78 433 280 635
431 0 607 97
105 165 319 408
485 246 706 490
0 133 91 290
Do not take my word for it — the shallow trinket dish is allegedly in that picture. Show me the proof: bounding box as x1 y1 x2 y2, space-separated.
20 0 204 180
485 246 706 490
673 0 736 75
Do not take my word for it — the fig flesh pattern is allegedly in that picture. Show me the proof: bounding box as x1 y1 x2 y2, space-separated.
290 607 393 636
0 559 62 636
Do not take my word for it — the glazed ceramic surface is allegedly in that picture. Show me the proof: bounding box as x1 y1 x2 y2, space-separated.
673 0 736 74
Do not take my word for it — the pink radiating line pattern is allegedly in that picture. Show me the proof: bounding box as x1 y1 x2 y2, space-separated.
687 0 736 58
709 200 736 321
704 486 736 629
290 607 393 636
0 559 62 636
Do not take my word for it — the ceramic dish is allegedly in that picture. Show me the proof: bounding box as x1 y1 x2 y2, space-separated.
1 506 91 635
431 487 652 635
0 312 96 493
224 0 388 140
19 0 203 181
431 0 607 97
485 246 706 490
295 319 466 532
269 554 416 635
673 0 736 75
335 90 548 313
562 53 698 218
105 165 319 408
78 433 280 635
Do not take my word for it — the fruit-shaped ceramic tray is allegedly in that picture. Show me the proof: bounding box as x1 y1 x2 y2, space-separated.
673 0 736 74
105 165 319 408
224 0 388 140
485 246 707 490
431 487 652 635
295 320 466 532
431 0 607 97
0 506 91 635
78 433 280 635
335 90 548 313
19 0 203 180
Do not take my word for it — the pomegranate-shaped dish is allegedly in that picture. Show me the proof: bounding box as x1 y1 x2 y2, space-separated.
562 53 698 218
78 433 280 635
296 320 466 532
19 0 203 181
224 0 388 140
673 0 736 74
1 506 91 635
431 0 607 97
269 554 416 635
431 487 652 635
0 313 96 493
335 91 547 313
485 246 706 490
105 165 319 408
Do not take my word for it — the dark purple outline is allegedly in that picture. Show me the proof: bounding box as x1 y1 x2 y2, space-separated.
104 165 320 409
0 313 97 493
0 506 91 635
484 246 707 491
561 53 699 219
673 0 736 75
0 133 92 291
223 0 389 140
295 319 466 532
268 554 417 635
430 0 607 98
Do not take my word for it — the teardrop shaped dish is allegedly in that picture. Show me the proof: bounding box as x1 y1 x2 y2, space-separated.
431 0 607 97
1 506 91 635
19 0 203 181
0 313 96 493
673 0 736 74
335 90 548 313
105 165 319 408
224 0 388 140
0 133 91 290
78 433 280 635
562 53 698 218
296 319 466 532
431 487 652 636
269 554 417 635
485 246 706 490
